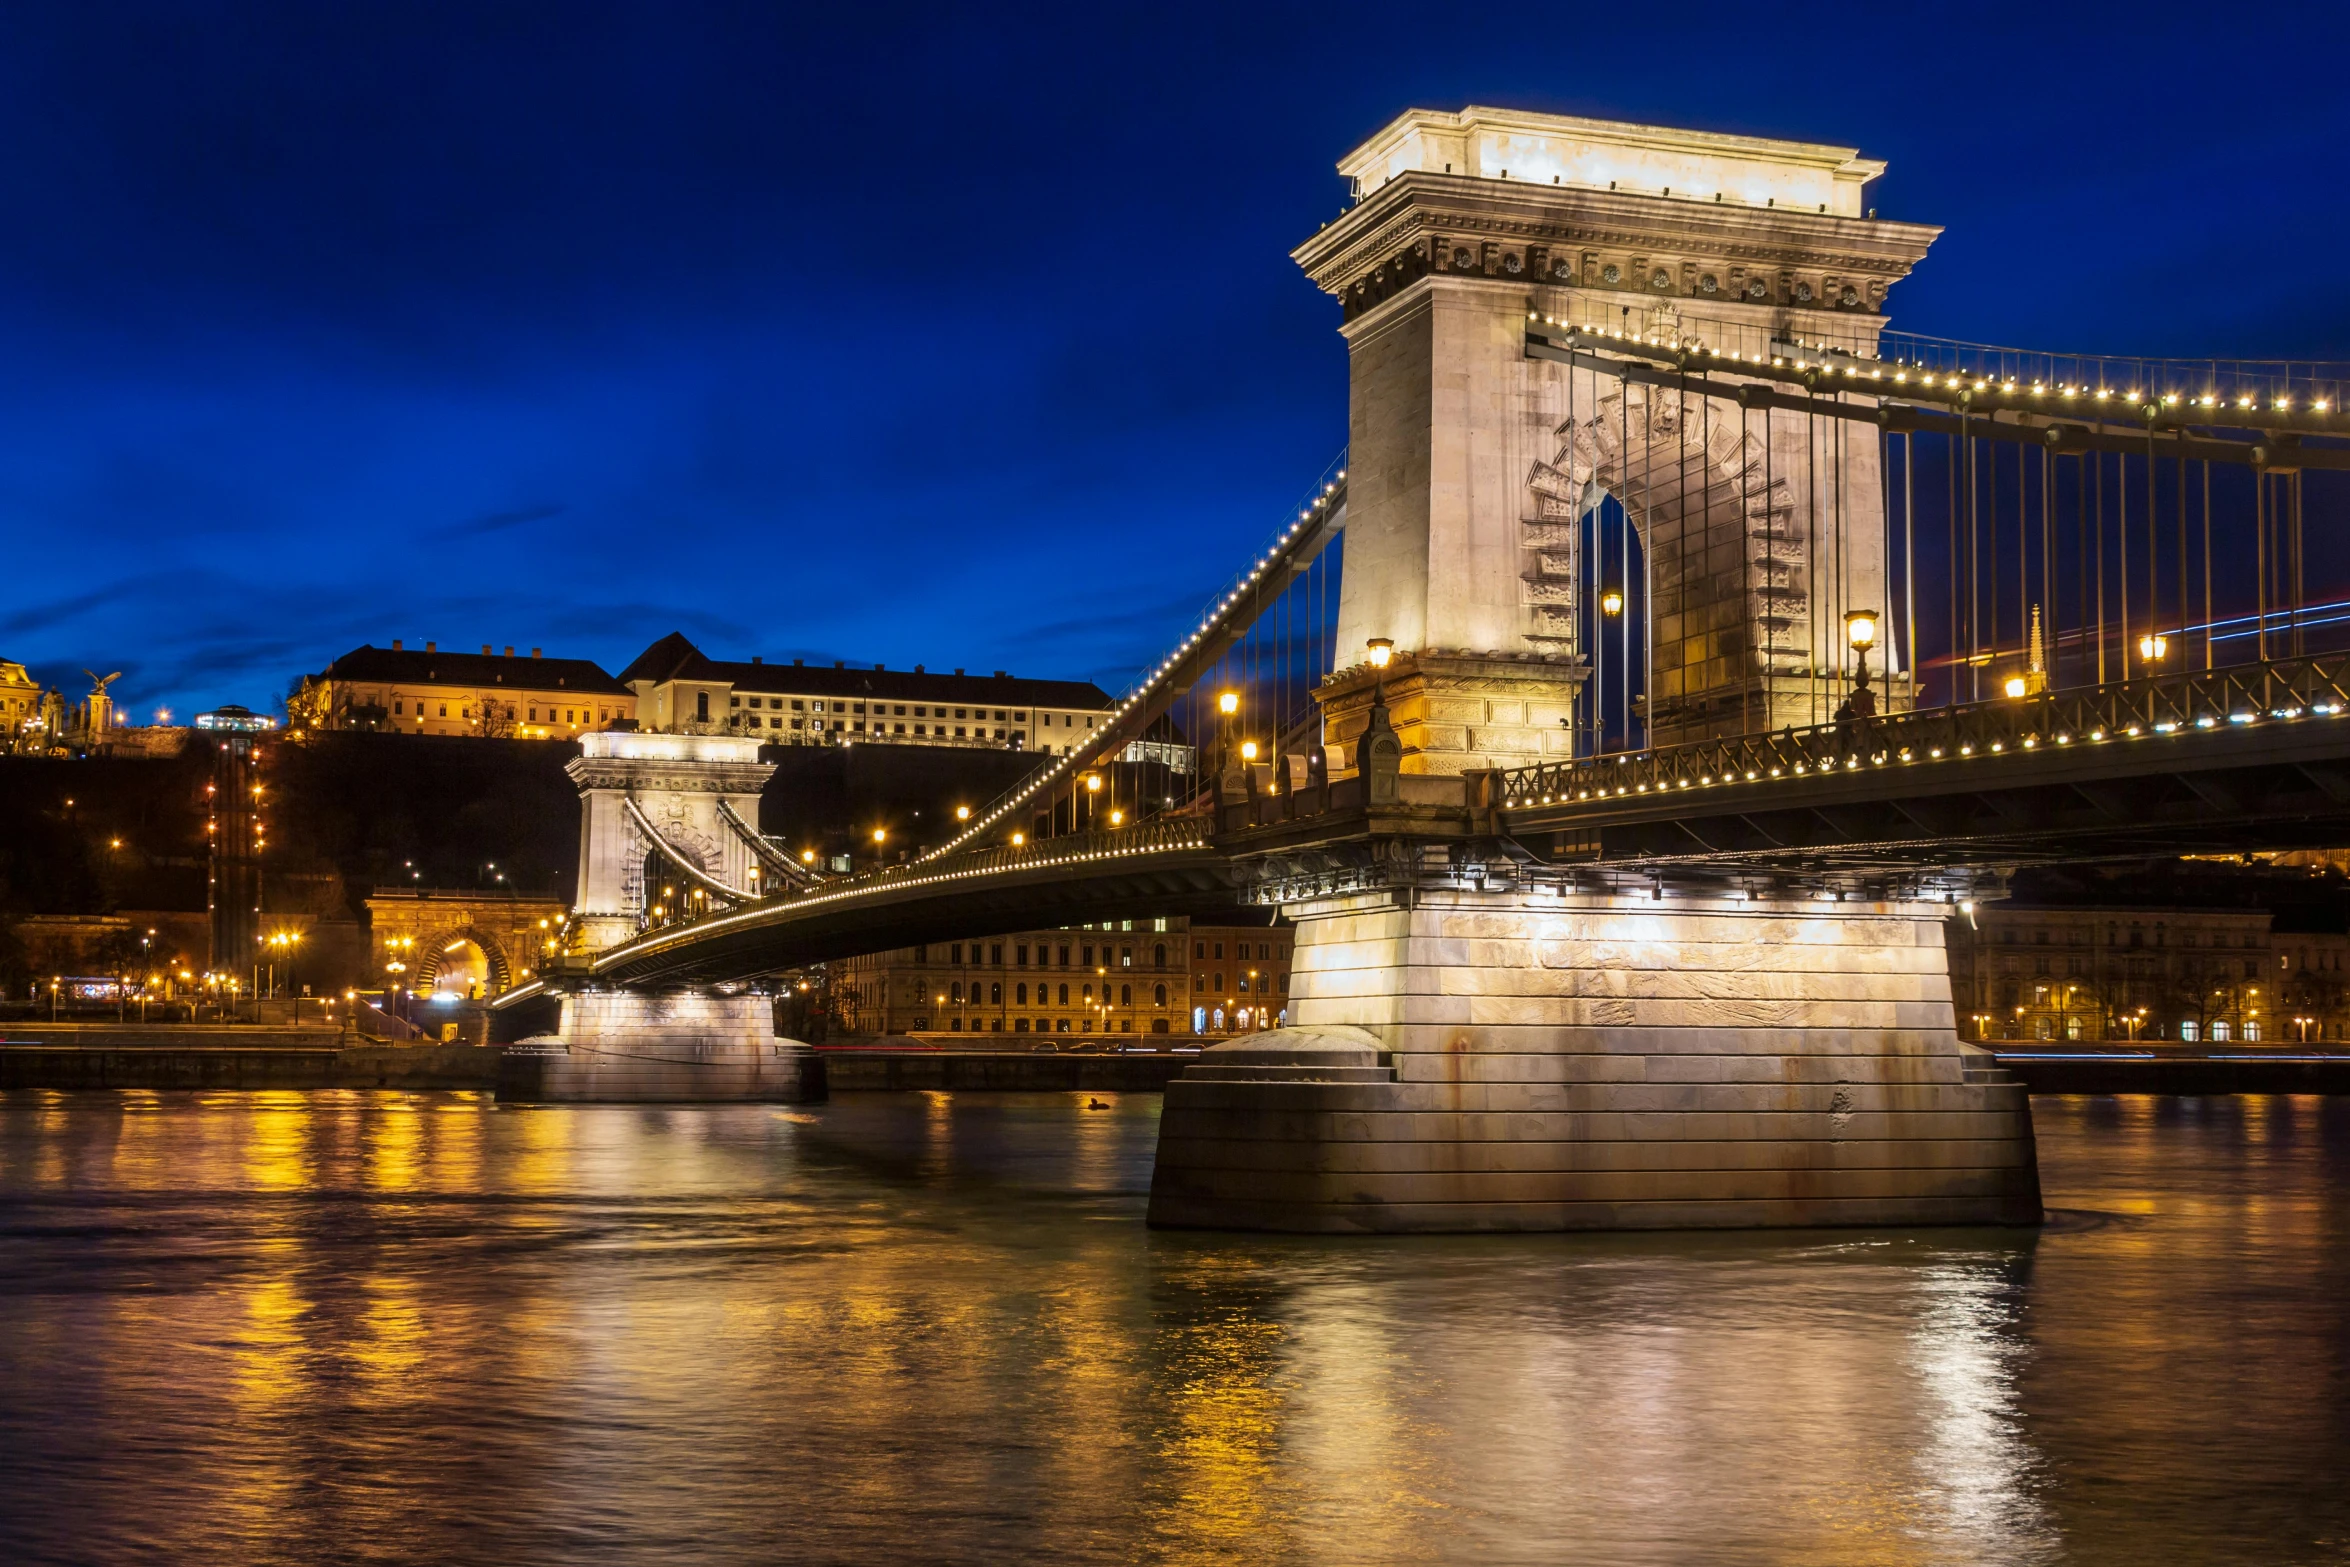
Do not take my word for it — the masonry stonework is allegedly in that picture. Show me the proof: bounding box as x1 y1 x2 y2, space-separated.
1150 889 2040 1231
1294 107 1937 770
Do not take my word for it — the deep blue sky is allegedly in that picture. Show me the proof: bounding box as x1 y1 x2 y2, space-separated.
4 2 2346 720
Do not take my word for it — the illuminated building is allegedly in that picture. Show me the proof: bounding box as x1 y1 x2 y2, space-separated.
294 641 636 738
1946 903 2350 1043
0 658 45 752
832 917 1291 1039
618 632 1121 756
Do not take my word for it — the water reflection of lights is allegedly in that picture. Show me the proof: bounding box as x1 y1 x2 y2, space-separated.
8 1093 2345 1562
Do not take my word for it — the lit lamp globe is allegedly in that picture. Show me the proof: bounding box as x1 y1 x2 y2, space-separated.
1365 637 1394 669
1217 691 1239 716
2003 675 2029 700
1239 740 1259 762
1600 589 1625 617
2138 632 2168 662
1843 609 1878 652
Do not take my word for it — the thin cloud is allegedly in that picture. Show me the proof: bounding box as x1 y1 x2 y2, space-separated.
422 502 566 542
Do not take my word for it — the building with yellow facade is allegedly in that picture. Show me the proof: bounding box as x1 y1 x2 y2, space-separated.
294 641 636 738
1946 902 2350 1044
0 658 45 752
833 916 1292 1040
618 632 1122 756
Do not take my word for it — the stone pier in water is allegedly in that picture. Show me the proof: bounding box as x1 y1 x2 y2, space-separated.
1149 888 2039 1231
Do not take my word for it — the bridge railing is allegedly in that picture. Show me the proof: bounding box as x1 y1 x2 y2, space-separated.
1499 656 2350 812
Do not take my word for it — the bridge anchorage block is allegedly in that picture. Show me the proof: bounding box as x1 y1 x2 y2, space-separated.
497 987 825 1105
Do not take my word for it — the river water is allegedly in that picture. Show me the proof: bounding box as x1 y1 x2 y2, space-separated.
0 1089 2345 1566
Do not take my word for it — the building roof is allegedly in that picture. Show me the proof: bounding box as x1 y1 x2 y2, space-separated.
617 633 1114 710
319 644 631 695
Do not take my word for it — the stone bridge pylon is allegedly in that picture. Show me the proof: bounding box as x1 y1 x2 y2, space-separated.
500 730 822 1103
1301 104 1927 772
1152 105 2037 1233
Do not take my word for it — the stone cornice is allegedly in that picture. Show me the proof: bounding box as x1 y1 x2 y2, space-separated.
1294 172 1938 323
566 757 774 795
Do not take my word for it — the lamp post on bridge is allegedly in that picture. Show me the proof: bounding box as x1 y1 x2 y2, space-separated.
1841 610 1880 728
1598 590 1623 753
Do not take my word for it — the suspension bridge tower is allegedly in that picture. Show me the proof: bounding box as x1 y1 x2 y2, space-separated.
1151 108 2039 1233
1294 105 1939 768
502 729 821 1103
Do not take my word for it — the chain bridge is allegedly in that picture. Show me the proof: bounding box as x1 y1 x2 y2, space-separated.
499 105 2350 1235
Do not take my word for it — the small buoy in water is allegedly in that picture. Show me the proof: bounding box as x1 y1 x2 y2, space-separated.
1086 1098 1110 1110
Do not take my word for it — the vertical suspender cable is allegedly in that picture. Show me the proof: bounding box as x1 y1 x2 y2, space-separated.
2202 458 2213 671
1809 394 1821 724
1987 440 2001 680
2170 433 2183 667
1742 399 1756 736
2118 452 2131 680
2293 469 2305 656
2256 470 2267 661
1948 423 1959 708
1904 431 1916 709
1622 378 1632 749
1955 415 1973 700
2094 454 2106 684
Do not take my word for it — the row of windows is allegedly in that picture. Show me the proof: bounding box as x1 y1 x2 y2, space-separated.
2000 1016 2267 1042
1996 955 2265 980
909 1017 1171 1035
918 941 1168 969
1194 973 1284 994
908 972 1286 1001
1991 927 2263 950
728 695 1098 729
933 980 1173 1007
1196 940 1281 961
383 698 617 724
732 715 1011 738
893 1010 1284 1035
906 936 1289 970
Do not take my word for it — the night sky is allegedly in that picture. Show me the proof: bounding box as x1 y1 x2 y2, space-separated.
3 2 2345 720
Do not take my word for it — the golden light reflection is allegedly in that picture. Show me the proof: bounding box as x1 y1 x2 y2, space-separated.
1147 1257 1290 1554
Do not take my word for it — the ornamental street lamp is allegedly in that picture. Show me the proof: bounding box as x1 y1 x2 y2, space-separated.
1600 589 1624 617
1843 609 1881 723
2139 632 2169 663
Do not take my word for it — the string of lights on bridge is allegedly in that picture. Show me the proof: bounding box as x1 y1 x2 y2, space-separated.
915 468 1349 863
1529 315 2346 426
601 823 1214 973
1502 680 2350 811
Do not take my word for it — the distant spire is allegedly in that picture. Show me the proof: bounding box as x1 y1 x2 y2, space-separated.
2026 604 2048 693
